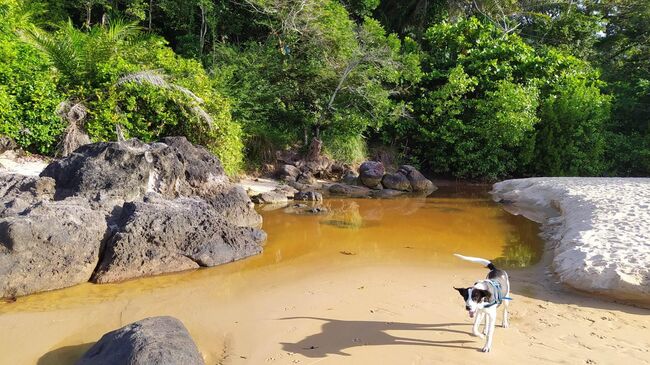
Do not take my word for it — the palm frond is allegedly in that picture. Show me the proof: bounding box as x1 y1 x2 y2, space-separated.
116 70 213 127
20 23 82 86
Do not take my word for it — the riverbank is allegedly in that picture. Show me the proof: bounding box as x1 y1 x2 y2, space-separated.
3 258 649 365
492 178 650 305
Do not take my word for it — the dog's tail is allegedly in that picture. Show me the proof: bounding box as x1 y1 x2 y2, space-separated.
453 253 496 270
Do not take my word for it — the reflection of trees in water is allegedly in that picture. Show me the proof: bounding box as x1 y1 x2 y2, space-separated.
492 214 544 268
320 201 364 229
492 234 542 268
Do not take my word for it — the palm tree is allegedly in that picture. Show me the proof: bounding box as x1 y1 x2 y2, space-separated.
21 19 215 155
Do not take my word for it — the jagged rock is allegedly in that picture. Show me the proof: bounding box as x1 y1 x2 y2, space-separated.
399 165 436 193
294 191 323 202
277 164 300 181
358 161 385 188
0 199 108 298
328 183 371 198
251 190 289 204
41 137 260 227
382 172 411 191
0 138 267 297
76 316 204 365
93 195 265 283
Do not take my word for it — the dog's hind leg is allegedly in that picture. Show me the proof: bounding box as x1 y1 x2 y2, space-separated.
502 300 510 328
472 312 485 338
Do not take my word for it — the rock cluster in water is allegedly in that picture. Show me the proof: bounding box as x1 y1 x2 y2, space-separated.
329 161 436 198
0 137 266 299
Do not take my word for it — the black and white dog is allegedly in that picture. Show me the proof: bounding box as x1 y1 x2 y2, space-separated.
453 254 511 353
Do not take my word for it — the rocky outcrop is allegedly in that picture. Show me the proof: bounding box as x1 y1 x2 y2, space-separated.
76 316 204 365
342 162 436 196
93 195 265 283
41 137 260 227
0 199 108 297
0 137 265 298
358 161 385 188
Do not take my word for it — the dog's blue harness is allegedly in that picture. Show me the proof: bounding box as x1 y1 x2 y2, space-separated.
483 280 513 308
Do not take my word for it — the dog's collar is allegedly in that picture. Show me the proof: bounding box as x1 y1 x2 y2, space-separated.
483 280 512 308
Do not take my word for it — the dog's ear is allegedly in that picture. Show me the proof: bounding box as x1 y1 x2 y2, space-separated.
453 287 468 299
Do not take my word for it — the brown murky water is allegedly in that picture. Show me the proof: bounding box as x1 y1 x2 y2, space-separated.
0 184 542 364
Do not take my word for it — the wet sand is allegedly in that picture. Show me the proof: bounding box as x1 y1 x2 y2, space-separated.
1 192 648 364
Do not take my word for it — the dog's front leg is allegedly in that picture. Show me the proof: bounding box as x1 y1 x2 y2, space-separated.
482 307 497 352
472 312 485 338
482 306 497 352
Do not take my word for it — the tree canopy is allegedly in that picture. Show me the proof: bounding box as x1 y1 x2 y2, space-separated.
1 0 648 178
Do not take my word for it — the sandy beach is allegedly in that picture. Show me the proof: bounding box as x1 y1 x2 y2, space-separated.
5 255 649 365
1 190 648 365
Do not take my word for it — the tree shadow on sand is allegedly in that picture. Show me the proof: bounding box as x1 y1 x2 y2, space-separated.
279 317 477 357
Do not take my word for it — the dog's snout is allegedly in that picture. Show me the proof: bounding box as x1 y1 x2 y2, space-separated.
465 305 471 311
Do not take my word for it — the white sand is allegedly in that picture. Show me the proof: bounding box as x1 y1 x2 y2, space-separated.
492 178 650 304
0 151 49 177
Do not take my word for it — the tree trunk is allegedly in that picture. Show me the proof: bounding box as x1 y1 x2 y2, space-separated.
306 138 323 161
199 5 207 56
148 0 153 30
85 3 92 28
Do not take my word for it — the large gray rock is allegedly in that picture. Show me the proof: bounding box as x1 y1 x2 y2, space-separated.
277 164 300 181
358 161 385 188
0 174 56 217
381 172 411 191
93 195 265 283
251 189 289 204
399 165 436 193
0 138 266 297
41 137 260 227
0 199 108 298
76 316 204 365
328 183 371 198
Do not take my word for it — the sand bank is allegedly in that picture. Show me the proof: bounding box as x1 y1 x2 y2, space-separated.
492 178 650 305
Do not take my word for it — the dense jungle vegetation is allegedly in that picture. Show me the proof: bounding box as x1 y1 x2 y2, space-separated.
0 0 648 179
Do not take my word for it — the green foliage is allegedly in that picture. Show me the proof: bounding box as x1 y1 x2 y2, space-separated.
534 72 610 176
386 17 609 179
4 0 649 178
0 0 65 154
